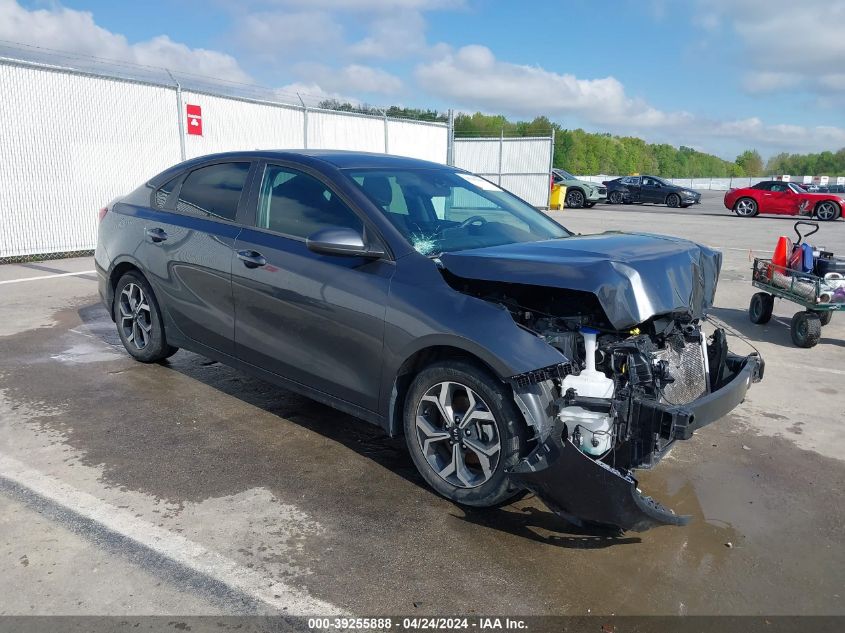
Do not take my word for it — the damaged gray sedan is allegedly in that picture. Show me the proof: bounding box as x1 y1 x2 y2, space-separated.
96 151 763 532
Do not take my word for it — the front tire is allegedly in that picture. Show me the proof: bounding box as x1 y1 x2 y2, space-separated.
749 292 774 324
734 197 758 217
790 311 821 348
403 361 526 507
114 271 178 362
666 193 681 208
815 201 841 221
565 189 585 209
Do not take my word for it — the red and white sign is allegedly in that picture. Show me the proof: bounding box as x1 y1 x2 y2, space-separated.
186 104 203 136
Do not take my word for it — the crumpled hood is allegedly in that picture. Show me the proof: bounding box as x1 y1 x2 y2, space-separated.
439 232 722 329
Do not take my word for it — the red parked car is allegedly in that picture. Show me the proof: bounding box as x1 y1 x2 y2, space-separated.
724 180 844 221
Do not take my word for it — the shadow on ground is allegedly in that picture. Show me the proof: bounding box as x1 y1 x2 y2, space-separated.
710 306 844 349
74 302 635 549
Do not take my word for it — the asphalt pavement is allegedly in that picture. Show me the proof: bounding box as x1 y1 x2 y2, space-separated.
0 200 843 618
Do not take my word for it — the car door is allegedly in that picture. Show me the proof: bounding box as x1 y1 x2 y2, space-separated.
232 161 394 412
640 177 664 204
623 176 642 202
133 160 255 356
765 182 795 214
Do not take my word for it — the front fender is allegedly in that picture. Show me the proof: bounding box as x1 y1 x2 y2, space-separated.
379 255 568 426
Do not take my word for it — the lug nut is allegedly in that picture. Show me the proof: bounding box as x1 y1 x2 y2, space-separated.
464 429 471 436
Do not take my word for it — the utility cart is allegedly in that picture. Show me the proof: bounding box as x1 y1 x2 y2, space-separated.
749 222 844 348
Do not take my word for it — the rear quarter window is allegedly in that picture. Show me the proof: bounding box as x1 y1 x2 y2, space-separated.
152 175 181 209
176 162 251 222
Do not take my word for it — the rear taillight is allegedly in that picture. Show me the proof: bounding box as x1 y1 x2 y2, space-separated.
98 206 108 222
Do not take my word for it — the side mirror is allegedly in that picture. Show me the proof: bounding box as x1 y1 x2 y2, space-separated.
306 227 385 258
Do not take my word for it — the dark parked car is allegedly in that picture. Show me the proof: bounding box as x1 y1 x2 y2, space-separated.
96 151 762 532
604 175 701 207
818 184 845 194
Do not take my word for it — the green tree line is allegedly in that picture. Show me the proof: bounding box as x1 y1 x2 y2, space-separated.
318 101 844 177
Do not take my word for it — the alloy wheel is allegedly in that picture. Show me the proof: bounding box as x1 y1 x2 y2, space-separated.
610 191 622 204
735 198 756 216
118 283 153 350
414 381 501 489
816 201 838 221
566 190 585 208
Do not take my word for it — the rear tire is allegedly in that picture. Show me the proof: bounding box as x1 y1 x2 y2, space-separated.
114 271 178 363
403 361 526 508
749 292 774 324
609 191 623 205
734 197 758 217
790 311 821 348
814 310 833 326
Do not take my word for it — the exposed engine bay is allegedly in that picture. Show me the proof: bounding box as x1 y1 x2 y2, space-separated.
444 276 764 532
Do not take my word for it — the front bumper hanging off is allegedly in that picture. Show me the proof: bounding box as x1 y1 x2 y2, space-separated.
508 352 763 532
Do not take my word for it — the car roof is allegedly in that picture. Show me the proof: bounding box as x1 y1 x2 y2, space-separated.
198 150 450 170
149 150 456 187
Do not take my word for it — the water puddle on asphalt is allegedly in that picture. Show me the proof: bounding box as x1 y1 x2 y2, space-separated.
50 341 122 365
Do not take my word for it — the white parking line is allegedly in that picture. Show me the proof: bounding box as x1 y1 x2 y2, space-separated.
0 453 343 615
0 270 96 285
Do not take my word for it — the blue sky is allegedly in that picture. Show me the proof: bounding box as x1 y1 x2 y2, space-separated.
4 0 845 159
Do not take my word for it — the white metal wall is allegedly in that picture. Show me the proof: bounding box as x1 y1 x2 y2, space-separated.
453 137 553 207
0 58 449 258
182 91 304 158
0 62 181 258
576 175 770 191
386 119 449 164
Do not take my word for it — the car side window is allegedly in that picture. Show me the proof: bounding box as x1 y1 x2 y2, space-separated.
771 183 787 193
176 162 250 222
153 175 181 209
351 174 409 215
257 165 363 239
643 177 654 187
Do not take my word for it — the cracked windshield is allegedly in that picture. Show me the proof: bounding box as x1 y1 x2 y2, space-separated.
347 169 569 256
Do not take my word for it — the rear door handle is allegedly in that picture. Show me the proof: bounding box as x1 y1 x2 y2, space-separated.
237 250 267 269
145 227 168 243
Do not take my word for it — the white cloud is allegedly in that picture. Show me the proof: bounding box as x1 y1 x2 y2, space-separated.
0 0 251 82
416 44 845 155
233 10 344 57
415 45 693 128
295 63 403 94
743 71 802 94
274 82 355 107
348 10 428 58
243 0 463 11
696 0 845 94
